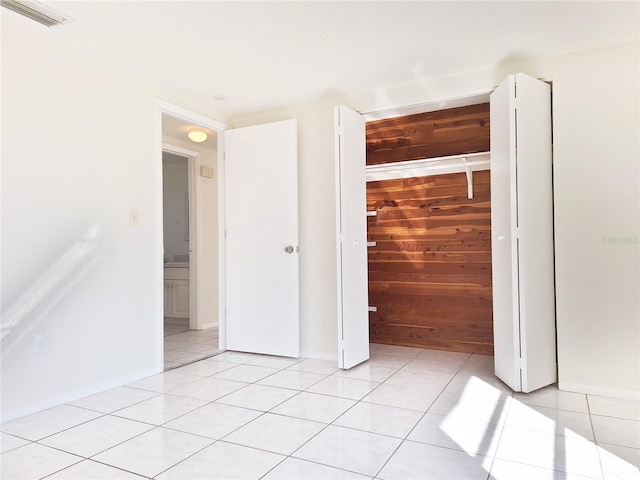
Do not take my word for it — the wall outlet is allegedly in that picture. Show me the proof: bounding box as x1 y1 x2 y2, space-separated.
36 331 51 353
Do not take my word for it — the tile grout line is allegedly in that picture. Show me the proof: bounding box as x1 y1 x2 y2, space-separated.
125 357 335 478
454 352 513 480
7 346 633 479
585 393 609 480
258 350 418 479
370 351 474 479
154 359 338 479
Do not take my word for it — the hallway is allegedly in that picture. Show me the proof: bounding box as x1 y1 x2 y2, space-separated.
164 323 220 370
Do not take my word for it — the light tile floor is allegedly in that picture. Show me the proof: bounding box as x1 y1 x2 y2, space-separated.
163 321 221 370
1 344 638 479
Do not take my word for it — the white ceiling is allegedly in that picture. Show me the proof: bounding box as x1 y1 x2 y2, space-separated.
3 1 638 124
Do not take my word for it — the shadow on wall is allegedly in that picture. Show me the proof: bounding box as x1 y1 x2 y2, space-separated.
1 224 103 360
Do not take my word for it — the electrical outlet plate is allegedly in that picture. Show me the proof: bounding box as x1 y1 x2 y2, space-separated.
36 331 51 353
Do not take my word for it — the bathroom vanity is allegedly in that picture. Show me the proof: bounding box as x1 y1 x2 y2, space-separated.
164 263 189 318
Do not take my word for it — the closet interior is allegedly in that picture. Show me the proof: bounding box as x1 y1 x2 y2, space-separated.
365 103 493 355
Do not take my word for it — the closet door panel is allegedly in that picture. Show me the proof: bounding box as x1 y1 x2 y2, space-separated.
490 76 521 391
513 73 556 393
490 73 556 393
335 105 369 369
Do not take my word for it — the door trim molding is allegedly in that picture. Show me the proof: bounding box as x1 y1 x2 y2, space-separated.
162 143 200 158
156 99 227 131
155 99 228 369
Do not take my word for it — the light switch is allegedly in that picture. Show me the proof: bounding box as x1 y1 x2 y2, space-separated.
199 165 215 179
129 209 139 227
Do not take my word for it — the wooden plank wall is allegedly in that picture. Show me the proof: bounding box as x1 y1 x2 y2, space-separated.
366 103 493 354
366 103 490 166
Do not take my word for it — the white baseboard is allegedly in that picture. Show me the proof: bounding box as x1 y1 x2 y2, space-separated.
164 317 189 326
300 349 337 362
558 381 640 400
199 322 218 330
0 366 161 423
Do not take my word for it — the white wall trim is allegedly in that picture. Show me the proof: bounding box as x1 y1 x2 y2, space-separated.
162 143 200 158
216 131 227 351
156 99 228 131
559 382 640 401
0 366 159 423
300 350 337 362
154 102 166 373
199 321 218 330
156 99 227 363
187 155 198 330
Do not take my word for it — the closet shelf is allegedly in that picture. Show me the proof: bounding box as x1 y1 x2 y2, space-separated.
365 151 490 183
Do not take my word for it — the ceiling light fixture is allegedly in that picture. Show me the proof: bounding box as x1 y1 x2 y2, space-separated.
1 0 70 27
187 129 208 143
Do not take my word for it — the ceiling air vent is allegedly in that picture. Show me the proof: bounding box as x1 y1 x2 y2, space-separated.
1 0 70 27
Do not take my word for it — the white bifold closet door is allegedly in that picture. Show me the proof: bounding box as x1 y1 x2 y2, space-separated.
335 105 369 369
490 73 556 393
224 119 300 358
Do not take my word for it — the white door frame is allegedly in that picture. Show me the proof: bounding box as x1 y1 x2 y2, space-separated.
155 100 228 367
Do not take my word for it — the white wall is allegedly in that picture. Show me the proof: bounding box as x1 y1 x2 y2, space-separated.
1 26 163 420
1 17 636 422
233 41 640 398
550 43 639 399
162 153 189 262
1 22 226 420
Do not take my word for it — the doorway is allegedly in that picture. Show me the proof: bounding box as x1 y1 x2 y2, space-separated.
159 106 224 370
157 100 306 372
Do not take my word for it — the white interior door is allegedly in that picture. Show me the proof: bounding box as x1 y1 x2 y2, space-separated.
335 105 369 369
490 73 556 392
224 119 299 358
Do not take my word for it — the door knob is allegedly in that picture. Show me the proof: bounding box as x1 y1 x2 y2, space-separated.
284 245 294 253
